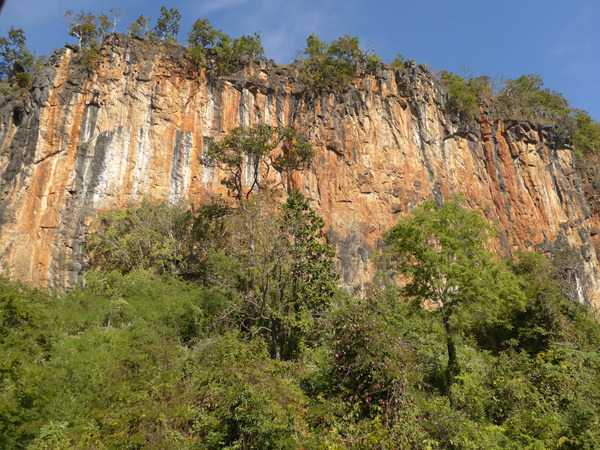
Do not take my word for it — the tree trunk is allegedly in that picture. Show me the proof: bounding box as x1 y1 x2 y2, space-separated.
443 315 459 393
271 322 280 360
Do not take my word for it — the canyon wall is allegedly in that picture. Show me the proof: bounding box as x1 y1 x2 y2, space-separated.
0 34 598 307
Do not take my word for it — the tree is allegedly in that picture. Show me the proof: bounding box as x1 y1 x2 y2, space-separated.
389 53 406 70
201 125 314 200
127 15 152 38
382 198 525 390
298 34 380 90
499 74 571 120
188 19 264 73
188 18 219 50
153 6 181 42
107 8 127 34
0 27 40 90
209 191 337 360
62 10 100 48
232 32 264 60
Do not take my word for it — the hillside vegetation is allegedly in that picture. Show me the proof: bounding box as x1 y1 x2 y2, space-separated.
1 8 600 449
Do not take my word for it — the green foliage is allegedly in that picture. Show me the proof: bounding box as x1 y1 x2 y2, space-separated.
499 74 572 121
153 6 181 42
208 191 337 360
62 10 100 48
382 197 526 388
298 34 380 90
389 53 406 70
87 198 228 280
573 109 600 156
127 14 152 38
440 71 492 118
0 278 56 448
201 124 314 200
0 27 44 97
187 18 264 74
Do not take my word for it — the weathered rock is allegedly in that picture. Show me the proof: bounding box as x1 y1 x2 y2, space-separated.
0 34 598 309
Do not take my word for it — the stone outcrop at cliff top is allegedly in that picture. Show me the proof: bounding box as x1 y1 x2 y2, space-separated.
0 34 598 309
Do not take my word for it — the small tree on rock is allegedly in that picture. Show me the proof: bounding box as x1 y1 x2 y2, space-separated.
62 10 100 48
201 125 314 200
154 6 181 42
127 15 152 38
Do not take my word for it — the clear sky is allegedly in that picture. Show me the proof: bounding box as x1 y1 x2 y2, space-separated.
1 0 598 119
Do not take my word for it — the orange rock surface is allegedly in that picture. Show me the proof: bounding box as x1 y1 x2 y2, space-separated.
0 35 597 307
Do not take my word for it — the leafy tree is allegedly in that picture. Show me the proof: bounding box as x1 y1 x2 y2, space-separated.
201 124 314 200
127 14 151 38
382 198 525 390
232 32 264 60
153 6 181 42
573 109 600 156
62 10 100 48
298 34 380 90
499 73 572 120
439 71 492 118
389 53 406 70
0 27 41 92
188 18 264 73
209 191 336 360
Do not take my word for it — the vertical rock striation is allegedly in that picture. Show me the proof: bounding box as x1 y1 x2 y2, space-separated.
0 34 598 308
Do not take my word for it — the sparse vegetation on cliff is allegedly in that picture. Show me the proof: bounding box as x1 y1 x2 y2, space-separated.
0 27 44 98
187 18 264 74
439 71 493 119
297 34 381 91
201 125 313 199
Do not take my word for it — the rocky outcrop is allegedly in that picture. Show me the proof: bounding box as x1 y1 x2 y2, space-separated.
0 34 598 308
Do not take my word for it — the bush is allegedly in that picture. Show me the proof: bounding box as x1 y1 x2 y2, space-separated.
573 109 600 156
498 74 572 122
298 34 380 91
439 71 492 119
87 198 228 280
187 18 264 74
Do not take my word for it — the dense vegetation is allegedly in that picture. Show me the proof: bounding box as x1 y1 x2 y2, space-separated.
2 127 600 448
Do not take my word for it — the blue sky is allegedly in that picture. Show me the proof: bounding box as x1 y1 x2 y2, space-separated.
1 0 598 119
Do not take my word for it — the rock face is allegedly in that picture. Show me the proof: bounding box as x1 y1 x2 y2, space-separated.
0 34 598 307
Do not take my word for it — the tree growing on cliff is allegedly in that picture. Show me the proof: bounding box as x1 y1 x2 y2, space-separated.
382 197 525 391
298 34 380 90
127 15 152 38
0 27 42 92
201 125 314 200
187 18 264 73
153 6 181 42
62 10 100 48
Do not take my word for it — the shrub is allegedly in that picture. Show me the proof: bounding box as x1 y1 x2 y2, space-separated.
298 34 380 91
573 109 600 156
187 18 264 74
439 71 492 119
498 74 572 122
389 53 406 71
87 198 228 279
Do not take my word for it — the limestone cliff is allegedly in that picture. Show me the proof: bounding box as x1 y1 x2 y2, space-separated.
0 34 598 308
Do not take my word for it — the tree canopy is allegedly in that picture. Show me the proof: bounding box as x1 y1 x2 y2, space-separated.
383 197 526 387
